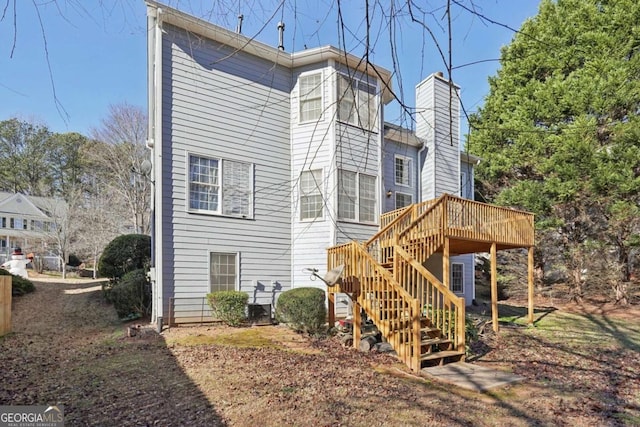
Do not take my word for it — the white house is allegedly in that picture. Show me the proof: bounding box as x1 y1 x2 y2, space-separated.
145 2 480 325
0 192 63 269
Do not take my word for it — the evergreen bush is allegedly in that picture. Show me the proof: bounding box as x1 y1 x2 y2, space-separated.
98 234 151 280
0 269 35 296
109 269 151 319
207 291 248 326
275 287 326 334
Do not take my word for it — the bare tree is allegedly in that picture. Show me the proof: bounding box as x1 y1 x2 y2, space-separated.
74 187 122 279
38 192 79 279
91 103 150 235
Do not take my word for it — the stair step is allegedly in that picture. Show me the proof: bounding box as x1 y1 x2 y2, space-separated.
420 350 465 362
421 326 440 333
421 338 451 346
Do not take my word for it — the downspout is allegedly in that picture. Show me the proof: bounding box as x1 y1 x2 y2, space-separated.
148 5 164 327
146 7 155 321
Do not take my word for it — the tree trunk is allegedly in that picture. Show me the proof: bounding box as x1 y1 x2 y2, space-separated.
612 281 629 305
570 267 584 304
92 247 98 280
534 261 545 292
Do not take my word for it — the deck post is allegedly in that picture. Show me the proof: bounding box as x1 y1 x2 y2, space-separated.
353 299 361 349
490 242 499 333
527 246 534 325
328 289 335 327
443 238 450 291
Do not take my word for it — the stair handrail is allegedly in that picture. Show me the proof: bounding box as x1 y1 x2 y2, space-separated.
364 204 416 248
393 246 466 353
396 193 447 241
327 241 423 372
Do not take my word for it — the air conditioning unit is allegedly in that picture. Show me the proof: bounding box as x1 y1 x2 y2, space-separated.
248 303 272 325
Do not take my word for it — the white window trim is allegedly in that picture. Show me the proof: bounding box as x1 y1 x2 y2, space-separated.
395 191 413 209
186 152 254 219
299 168 325 222
208 251 240 293
460 171 467 198
394 155 412 188
336 73 379 132
451 262 464 294
298 71 324 124
337 169 378 225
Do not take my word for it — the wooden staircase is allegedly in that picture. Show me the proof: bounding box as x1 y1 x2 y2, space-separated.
327 194 535 372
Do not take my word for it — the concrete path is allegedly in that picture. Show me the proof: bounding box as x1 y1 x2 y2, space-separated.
422 362 524 392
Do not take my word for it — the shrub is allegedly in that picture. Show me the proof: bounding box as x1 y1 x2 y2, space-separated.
207 291 248 327
0 269 35 296
109 269 151 319
275 287 326 334
98 234 151 280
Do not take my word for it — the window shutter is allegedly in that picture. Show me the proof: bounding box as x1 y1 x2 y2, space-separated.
222 160 252 216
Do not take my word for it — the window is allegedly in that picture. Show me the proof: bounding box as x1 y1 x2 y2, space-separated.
451 263 464 294
395 192 413 209
337 74 377 130
1 217 5 228
359 174 376 222
395 156 412 187
188 154 253 218
460 172 470 199
299 73 322 122
11 218 23 229
338 169 377 223
300 169 323 220
210 252 238 293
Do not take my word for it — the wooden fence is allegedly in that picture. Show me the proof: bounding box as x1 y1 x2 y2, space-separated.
0 276 11 336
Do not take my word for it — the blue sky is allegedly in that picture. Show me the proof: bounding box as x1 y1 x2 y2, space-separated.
0 0 540 136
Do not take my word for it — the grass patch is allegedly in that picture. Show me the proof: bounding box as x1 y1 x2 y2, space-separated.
528 311 640 351
168 329 278 349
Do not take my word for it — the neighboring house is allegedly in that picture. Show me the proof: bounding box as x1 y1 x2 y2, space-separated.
146 2 483 324
0 192 63 269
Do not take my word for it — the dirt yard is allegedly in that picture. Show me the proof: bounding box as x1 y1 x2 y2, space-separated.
1 280 639 426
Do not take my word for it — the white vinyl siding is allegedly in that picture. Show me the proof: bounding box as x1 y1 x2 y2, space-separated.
300 169 324 220
395 155 412 187
299 73 323 122
188 153 253 218
338 169 377 223
337 74 377 131
395 192 413 209
451 263 464 294
209 252 238 292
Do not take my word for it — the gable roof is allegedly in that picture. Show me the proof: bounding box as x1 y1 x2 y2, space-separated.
145 0 394 104
0 192 50 218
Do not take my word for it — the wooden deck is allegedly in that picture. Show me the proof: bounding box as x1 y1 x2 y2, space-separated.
328 194 535 372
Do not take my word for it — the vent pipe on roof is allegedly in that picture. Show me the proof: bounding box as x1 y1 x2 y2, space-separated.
236 14 243 34
277 21 285 51
435 71 444 78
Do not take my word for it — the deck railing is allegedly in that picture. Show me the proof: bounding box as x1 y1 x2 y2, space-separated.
366 195 445 264
393 247 465 353
328 242 422 372
376 194 534 256
443 195 535 246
